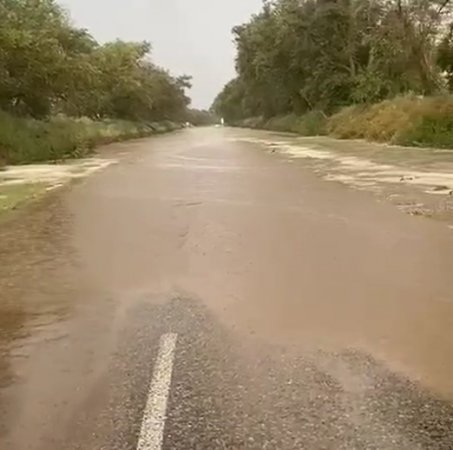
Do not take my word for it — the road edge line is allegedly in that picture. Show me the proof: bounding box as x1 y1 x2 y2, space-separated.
137 333 178 450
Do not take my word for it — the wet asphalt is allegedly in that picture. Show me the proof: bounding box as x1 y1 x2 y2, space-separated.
48 298 453 450
1 128 453 449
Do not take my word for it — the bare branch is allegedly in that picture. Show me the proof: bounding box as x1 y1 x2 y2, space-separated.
437 0 451 15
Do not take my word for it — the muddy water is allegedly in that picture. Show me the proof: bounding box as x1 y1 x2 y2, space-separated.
234 131 453 224
1 129 453 447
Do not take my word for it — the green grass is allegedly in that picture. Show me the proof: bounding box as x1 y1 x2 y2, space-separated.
0 112 180 166
0 183 48 214
395 99 453 148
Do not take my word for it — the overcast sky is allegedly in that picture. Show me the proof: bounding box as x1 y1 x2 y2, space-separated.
60 0 262 109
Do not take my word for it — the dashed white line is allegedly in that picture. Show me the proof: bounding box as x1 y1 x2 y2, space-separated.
137 333 178 450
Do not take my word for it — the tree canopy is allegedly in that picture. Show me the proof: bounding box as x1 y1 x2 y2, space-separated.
213 0 453 121
0 0 191 121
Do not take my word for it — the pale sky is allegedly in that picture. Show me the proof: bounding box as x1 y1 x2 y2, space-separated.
60 0 263 109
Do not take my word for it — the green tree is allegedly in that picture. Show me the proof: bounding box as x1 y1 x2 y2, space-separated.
214 0 453 120
0 0 192 121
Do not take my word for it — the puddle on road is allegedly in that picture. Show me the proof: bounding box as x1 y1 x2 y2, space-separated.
234 135 453 225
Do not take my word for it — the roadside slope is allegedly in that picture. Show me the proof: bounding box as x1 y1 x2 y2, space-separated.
233 95 453 150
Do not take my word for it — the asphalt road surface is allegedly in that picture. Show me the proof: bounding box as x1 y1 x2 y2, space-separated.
1 127 453 449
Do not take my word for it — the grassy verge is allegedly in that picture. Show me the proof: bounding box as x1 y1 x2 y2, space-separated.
235 95 453 149
0 112 181 166
326 95 453 147
0 183 48 214
0 113 181 217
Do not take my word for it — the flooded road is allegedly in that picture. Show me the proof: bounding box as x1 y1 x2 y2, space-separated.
1 127 453 449
236 132 453 224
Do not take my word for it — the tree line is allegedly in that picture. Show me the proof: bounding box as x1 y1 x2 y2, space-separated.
213 0 453 121
0 0 195 122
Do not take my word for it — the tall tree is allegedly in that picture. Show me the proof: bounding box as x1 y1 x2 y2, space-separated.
214 0 453 121
0 0 192 121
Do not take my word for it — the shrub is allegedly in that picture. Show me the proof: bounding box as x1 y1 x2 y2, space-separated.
396 98 453 147
227 95 453 149
241 117 266 128
264 115 299 132
327 104 369 139
291 111 327 136
0 111 180 165
327 95 453 147
237 112 327 136
0 112 84 164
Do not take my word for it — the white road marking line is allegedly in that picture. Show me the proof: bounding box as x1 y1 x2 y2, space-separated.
137 333 178 450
